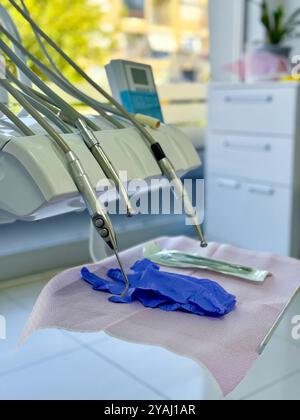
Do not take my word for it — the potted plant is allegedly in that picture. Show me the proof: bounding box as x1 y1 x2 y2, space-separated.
260 0 300 58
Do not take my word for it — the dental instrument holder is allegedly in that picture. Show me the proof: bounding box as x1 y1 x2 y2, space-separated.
0 124 201 223
0 1 205 258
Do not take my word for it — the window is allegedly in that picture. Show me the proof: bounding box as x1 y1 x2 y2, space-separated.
116 0 210 83
124 0 145 18
152 0 172 26
125 34 150 58
180 0 202 22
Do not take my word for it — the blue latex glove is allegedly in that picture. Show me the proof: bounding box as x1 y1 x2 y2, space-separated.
81 259 236 318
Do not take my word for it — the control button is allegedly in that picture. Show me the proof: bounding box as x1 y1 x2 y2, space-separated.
94 217 105 229
100 229 109 238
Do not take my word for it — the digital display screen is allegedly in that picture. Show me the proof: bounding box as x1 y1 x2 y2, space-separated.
131 68 149 86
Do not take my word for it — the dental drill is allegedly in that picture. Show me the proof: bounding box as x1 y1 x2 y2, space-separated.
5 0 207 247
0 77 130 295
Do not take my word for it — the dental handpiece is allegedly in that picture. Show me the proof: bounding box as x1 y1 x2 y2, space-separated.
74 117 135 217
66 152 130 295
0 30 134 218
7 0 207 246
0 78 130 295
151 143 207 247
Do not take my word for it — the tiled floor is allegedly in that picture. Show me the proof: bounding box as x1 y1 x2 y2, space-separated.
0 273 299 400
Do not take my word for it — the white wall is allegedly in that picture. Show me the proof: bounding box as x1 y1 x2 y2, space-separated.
209 0 246 81
284 0 300 55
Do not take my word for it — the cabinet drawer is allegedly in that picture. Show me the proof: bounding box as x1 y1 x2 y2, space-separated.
206 134 294 185
208 87 297 136
205 177 292 255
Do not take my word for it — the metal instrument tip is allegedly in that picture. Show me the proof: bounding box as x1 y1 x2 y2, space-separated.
113 250 130 297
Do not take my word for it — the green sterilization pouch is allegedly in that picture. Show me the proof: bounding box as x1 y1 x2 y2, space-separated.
143 242 271 283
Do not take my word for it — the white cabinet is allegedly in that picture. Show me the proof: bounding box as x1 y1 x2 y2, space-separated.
206 83 300 257
207 133 294 185
209 86 297 135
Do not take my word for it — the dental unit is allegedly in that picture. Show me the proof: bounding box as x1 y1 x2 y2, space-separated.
3 0 207 247
0 4 203 280
3 3 300 402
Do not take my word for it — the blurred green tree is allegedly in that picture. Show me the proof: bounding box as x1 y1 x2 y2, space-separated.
1 0 117 81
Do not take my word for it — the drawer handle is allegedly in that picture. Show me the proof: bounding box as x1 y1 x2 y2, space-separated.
217 179 241 190
248 185 275 196
224 141 271 152
224 95 273 104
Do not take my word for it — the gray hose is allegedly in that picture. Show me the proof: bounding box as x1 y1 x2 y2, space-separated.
19 0 125 129
20 0 61 78
0 21 124 130
22 91 73 134
7 0 158 144
0 79 70 153
0 31 99 130
0 4 31 87
0 101 34 136
7 70 74 134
